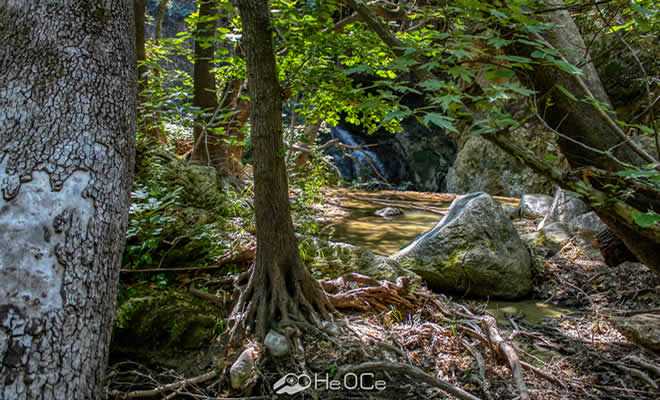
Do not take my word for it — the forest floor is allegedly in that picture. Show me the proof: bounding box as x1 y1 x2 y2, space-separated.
106 192 660 400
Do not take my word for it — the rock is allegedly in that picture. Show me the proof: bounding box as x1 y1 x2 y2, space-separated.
299 236 412 281
520 194 554 218
612 314 660 351
393 118 457 192
264 331 289 357
568 211 607 234
445 132 556 197
524 222 571 255
501 204 520 219
390 192 532 299
112 289 220 363
321 320 341 337
555 196 590 225
230 348 255 389
632 135 659 159
375 207 403 217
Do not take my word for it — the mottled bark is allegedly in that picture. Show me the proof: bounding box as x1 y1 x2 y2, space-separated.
0 1 136 398
230 0 331 340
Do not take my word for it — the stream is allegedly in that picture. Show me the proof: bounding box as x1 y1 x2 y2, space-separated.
323 190 570 327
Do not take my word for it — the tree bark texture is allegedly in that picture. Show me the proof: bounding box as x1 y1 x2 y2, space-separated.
232 0 331 340
135 0 163 143
0 1 136 398
190 0 221 170
190 1 249 178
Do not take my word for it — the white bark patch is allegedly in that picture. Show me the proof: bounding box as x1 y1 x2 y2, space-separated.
0 163 93 317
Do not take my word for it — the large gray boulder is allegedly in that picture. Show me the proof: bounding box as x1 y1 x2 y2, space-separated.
390 193 532 299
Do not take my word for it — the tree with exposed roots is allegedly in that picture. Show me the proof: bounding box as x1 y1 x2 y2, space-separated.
230 0 333 340
0 1 135 398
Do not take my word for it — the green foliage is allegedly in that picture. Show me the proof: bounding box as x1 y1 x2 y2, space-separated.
123 141 252 271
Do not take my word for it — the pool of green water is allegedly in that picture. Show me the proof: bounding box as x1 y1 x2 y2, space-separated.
324 206 441 255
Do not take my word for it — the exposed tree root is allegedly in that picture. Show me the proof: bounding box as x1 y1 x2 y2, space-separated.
336 361 483 400
228 257 333 342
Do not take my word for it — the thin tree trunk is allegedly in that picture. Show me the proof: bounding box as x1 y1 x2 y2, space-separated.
190 0 225 173
0 1 136 398
135 0 164 143
155 0 169 42
231 0 332 341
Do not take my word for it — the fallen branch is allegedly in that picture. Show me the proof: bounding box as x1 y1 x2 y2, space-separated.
336 361 483 400
107 370 217 399
480 316 530 400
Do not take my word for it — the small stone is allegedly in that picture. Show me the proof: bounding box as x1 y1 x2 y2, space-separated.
321 321 341 337
568 211 606 234
230 348 255 389
520 194 553 218
264 331 289 357
375 207 403 217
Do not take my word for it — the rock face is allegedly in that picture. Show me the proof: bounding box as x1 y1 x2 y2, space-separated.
523 222 571 256
390 193 532 299
612 314 660 352
393 118 457 192
446 134 556 197
375 207 403 217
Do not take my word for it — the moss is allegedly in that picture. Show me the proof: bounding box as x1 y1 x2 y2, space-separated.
112 287 223 357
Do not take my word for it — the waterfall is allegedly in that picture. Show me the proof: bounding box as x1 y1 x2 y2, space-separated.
330 126 387 181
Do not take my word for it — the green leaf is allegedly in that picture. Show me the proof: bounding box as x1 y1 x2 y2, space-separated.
495 54 532 64
418 79 446 91
555 84 577 101
550 59 584 76
485 69 516 79
423 113 459 133
632 210 660 228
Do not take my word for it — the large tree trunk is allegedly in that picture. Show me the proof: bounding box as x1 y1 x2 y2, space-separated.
0 1 136 398
510 0 660 270
231 0 332 341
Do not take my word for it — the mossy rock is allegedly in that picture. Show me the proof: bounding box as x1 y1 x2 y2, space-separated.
391 193 532 299
298 235 414 281
112 287 224 358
